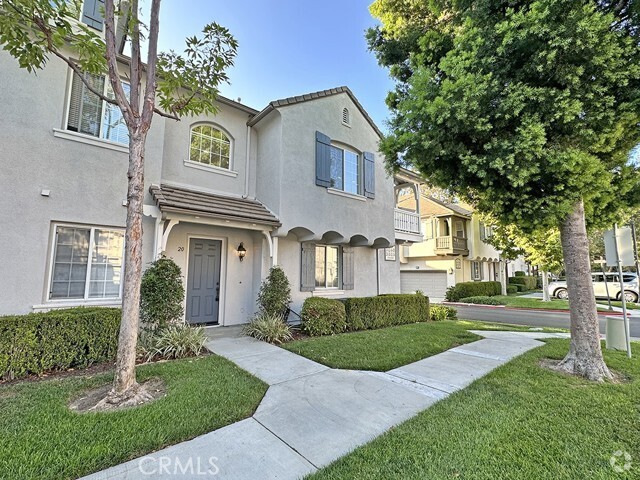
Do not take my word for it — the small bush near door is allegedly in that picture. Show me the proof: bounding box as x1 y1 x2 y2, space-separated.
0 308 120 381
140 256 185 331
257 266 292 318
344 293 430 331
242 313 293 344
301 297 347 336
137 324 207 363
445 281 501 302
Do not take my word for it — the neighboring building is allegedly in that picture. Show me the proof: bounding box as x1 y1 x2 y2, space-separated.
0 10 423 323
398 195 527 301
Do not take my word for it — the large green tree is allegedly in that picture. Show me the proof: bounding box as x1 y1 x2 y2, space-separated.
369 0 640 380
0 0 237 405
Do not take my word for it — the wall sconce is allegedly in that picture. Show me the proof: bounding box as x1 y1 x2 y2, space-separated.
237 242 247 262
448 267 454 274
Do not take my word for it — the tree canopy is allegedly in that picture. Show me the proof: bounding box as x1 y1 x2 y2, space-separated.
369 0 640 231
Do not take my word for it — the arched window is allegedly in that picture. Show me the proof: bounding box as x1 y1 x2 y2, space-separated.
342 108 350 125
189 124 231 169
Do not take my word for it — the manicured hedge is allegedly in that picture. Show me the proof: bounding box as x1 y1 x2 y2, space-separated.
344 294 430 331
301 297 347 336
514 271 526 277
506 285 518 295
508 275 537 291
0 307 121 381
459 296 506 305
445 281 501 302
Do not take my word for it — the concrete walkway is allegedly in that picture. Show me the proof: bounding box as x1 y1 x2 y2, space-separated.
82 330 568 480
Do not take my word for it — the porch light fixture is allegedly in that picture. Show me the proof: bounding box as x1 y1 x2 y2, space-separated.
237 242 247 262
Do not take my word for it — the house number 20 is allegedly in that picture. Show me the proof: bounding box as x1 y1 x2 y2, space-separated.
177 246 184 252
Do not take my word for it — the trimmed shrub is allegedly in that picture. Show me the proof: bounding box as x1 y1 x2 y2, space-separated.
0 307 120 381
138 324 207 362
257 266 292 318
242 313 293 345
301 297 347 336
506 285 518 295
514 271 526 277
140 256 185 331
508 276 537 290
445 281 501 302
429 305 458 321
513 284 526 292
459 296 506 305
344 293 429 331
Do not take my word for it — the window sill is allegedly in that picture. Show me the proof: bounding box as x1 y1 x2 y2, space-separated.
327 188 366 202
312 289 346 297
53 129 129 153
183 160 238 177
33 298 122 312
341 121 351 128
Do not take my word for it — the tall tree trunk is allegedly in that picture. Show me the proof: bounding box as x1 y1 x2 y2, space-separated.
111 132 146 398
557 200 612 381
542 270 550 301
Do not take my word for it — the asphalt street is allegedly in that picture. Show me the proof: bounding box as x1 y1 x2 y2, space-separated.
452 305 640 338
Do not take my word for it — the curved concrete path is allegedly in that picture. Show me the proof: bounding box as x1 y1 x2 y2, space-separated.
82 330 568 480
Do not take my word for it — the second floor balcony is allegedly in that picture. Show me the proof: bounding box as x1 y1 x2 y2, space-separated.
435 235 469 256
394 208 421 236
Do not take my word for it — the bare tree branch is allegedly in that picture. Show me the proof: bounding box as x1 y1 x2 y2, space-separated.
142 0 162 126
104 0 135 126
128 0 141 116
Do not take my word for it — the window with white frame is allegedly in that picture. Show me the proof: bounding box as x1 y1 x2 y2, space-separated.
315 245 340 288
50 225 125 300
189 124 231 169
67 72 130 144
330 145 360 195
471 261 483 281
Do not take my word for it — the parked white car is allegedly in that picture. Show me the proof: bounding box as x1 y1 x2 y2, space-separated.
548 273 639 303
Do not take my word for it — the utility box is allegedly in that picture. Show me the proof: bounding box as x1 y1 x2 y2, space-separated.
606 316 627 350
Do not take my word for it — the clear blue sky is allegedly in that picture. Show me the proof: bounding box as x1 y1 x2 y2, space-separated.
155 0 393 130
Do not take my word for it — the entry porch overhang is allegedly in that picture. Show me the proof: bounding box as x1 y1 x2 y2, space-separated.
148 183 281 258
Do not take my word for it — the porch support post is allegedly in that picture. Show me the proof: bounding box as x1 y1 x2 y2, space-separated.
160 219 179 257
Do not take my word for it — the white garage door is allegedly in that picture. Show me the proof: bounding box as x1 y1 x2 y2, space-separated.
401 271 448 300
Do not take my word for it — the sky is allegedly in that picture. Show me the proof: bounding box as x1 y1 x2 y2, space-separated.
154 0 394 130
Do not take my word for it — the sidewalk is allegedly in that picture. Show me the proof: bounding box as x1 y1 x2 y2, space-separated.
82 330 567 480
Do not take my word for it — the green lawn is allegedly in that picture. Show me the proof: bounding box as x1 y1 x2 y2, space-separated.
490 295 615 311
309 340 640 480
283 320 564 371
0 355 267 480
606 300 640 310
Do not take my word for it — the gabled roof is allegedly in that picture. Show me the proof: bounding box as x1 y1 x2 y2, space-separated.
150 184 281 227
247 86 384 138
424 195 473 218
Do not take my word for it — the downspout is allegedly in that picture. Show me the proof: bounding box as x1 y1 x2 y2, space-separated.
376 248 381 295
243 123 251 199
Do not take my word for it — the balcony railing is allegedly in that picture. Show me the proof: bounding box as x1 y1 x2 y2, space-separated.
394 208 421 235
435 235 468 254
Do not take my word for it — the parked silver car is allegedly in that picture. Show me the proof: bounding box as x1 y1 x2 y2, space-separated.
548 273 639 303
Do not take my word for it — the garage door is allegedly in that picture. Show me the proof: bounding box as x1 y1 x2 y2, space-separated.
400 271 448 300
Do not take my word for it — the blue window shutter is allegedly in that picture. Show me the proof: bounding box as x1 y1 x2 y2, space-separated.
300 243 316 292
316 131 332 187
82 0 105 31
363 152 375 199
342 247 354 290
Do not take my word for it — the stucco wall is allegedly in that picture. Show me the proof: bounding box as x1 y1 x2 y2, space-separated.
0 52 161 314
263 94 395 244
160 104 254 197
